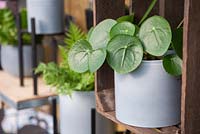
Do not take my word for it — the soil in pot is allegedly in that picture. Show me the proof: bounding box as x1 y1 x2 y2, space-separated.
115 60 181 128
59 91 114 134
1 45 44 77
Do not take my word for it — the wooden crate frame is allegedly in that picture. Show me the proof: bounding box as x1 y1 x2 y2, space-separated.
94 0 200 134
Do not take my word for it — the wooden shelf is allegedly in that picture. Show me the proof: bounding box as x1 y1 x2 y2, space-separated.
0 71 57 109
97 109 180 134
93 0 200 133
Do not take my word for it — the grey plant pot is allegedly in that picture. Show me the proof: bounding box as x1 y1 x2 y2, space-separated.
59 91 114 134
27 0 64 34
1 45 44 77
115 60 181 128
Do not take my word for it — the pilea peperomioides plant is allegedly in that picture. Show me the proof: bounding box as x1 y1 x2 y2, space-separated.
68 15 182 76
68 0 182 75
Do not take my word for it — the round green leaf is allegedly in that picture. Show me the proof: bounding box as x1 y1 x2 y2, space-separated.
110 22 135 38
117 14 134 23
68 39 106 73
172 28 183 59
88 49 107 72
139 16 172 56
89 19 117 49
163 54 182 76
107 35 143 74
87 27 94 40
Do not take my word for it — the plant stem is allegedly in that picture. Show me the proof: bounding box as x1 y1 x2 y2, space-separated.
138 0 158 25
177 19 184 28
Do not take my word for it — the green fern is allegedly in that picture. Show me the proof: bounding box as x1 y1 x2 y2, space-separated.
0 8 31 45
0 8 17 45
35 23 94 96
62 22 87 66
64 22 86 49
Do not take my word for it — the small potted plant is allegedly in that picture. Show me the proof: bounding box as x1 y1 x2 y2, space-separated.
67 0 182 128
0 8 44 77
26 0 64 34
35 22 114 134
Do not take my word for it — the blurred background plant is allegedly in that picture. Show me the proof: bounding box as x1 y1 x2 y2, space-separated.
0 8 32 45
35 22 94 95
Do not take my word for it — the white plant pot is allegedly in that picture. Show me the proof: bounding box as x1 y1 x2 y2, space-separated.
115 60 181 128
1 45 44 77
59 91 114 134
27 0 64 34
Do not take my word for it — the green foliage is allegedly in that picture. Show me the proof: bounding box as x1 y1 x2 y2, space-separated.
139 16 172 56
163 54 182 76
110 21 135 38
172 28 183 59
117 14 134 23
87 27 94 40
0 8 32 45
35 62 94 95
64 22 86 49
88 19 117 49
36 23 94 95
68 39 106 73
107 35 143 74
67 0 182 76
20 8 28 29
0 8 17 45
68 16 172 74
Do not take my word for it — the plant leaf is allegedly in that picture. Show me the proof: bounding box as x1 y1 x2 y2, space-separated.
172 28 183 59
139 16 172 56
107 35 143 74
110 21 135 38
117 14 134 23
88 49 107 72
163 54 182 76
89 19 117 49
68 39 106 73
87 27 94 40
20 8 28 29
64 22 86 48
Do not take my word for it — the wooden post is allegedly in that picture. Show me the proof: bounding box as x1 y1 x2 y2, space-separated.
182 0 200 134
161 0 184 28
93 0 125 112
132 0 159 23
132 0 184 28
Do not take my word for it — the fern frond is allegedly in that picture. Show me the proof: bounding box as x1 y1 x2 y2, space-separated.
64 22 86 49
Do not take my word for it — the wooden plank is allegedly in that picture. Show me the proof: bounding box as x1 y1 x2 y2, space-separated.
132 0 159 23
96 89 115 112
97 109 180 134
182 0 200 134
94 0 125 112
162 0 184 28
132 0 184 28
0 71 56 103
160 126 181 134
